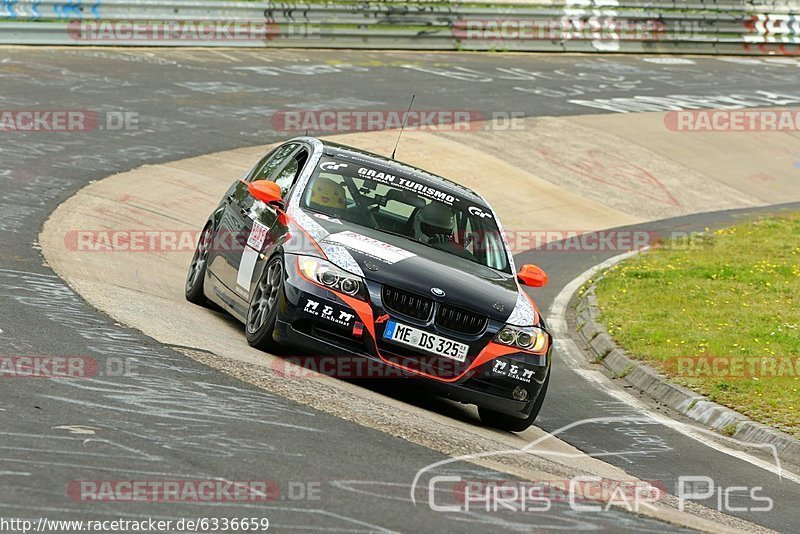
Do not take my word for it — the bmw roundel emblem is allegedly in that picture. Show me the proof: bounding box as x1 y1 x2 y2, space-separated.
431 287 446 297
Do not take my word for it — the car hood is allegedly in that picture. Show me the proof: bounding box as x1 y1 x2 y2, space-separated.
308 213 521 322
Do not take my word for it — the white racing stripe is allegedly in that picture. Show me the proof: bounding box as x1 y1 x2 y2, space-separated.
324 231 415 265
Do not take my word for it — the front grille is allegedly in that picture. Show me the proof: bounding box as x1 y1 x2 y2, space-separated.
382 286 433 321
436 304 488 335
382 285 488 335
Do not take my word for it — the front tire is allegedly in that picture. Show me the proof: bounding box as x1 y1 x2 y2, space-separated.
185 223 213 305
245 256 284 351
478 370 550 432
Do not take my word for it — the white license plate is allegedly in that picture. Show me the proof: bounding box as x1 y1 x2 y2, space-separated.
383 320 469 362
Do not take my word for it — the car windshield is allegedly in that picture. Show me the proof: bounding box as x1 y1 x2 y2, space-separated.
300 157 511 273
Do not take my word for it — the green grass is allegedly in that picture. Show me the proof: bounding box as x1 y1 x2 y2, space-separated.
595 213 800 438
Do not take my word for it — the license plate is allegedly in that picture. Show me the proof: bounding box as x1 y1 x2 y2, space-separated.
383 320 469 362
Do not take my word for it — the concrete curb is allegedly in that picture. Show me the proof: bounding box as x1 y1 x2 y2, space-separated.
572 275 800 467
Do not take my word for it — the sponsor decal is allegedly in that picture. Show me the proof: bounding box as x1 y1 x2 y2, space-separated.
302 298 355 327
324 231 415 265
468 205 493 219
237 222 271 294
491 358 536 383
320 161 349 171
356 167 458 205
247 221 269 250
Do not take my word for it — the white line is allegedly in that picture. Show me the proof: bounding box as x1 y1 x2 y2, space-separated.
209 50 241 63
548 251 800 485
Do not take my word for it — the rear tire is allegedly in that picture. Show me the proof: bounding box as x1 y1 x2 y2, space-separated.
478 370 550 432
185 223 213 306
245 256 284 351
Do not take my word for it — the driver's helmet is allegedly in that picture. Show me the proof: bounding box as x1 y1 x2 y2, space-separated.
309 177 346 212
414 202 455 242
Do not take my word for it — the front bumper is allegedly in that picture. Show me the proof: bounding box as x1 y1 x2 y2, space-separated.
273 254 551 419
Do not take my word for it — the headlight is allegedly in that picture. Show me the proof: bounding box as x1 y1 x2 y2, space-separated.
496 328 517 345
494 325 548 352
298 256 366 299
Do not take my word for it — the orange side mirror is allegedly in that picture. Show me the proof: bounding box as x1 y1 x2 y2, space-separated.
247 180 282 205
517 264 548 287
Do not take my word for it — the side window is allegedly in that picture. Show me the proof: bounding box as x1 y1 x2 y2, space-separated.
247 143 298 183
273 148 309 197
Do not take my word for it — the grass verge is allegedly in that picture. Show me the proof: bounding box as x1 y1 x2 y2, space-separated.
595 212 800 438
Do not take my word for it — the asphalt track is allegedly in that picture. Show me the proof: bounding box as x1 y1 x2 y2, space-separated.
2 48 800 532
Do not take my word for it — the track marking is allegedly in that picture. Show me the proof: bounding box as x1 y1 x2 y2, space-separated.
209 50 242 63
548 251 800 485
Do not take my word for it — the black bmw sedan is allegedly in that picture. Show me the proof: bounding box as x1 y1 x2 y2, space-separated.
185 137 552 431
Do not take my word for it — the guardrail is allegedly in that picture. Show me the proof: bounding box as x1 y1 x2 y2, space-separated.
1 0 798 54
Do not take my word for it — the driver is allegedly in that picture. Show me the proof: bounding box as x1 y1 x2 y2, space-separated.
308 176 347 216
413 202 456 244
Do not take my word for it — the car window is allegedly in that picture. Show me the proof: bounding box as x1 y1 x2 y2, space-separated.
301 158 511 273
274 148 309 197
248 143 298 183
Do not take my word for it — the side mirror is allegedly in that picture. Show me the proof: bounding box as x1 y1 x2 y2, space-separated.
517 264 548 287
247 180 283 207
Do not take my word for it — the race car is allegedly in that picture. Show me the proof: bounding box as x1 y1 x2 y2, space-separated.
185 137 552 431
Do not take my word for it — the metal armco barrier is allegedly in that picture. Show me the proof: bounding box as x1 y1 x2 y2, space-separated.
0 0 799 54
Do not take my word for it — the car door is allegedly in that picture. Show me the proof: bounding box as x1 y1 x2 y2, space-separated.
208 143 299 296
236 145 313 303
